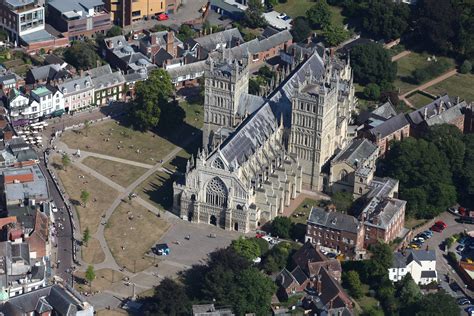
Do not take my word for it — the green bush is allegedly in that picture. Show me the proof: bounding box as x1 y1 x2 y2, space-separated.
363 83 381 100
460 60 472 74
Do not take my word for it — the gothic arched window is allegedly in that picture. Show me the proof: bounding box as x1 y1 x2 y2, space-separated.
206 177 228 207
212 158 225 169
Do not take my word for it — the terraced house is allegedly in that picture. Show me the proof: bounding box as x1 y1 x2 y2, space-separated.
58 76 94 112
88 65 126 105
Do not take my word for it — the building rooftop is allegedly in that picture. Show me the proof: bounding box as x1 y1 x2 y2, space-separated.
58 76 92 94
3 165 48 202
21 29 56 44
369 112 410 139
332 139 378 168
92 71 125 89
308 207 359 234
48 0 104 14
407 94 465 126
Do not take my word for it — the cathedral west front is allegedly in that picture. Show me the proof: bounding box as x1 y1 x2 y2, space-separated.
173 50 355 232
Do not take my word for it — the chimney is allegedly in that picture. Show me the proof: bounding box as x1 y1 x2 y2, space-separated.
423 107 428 120
456 96 460 104
439 100 445 113
150 34 157 46
167 31 175 56
80 69 84 77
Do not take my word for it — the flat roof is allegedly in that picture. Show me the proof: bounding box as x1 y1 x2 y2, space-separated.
21 29 56 44
264 11 293 30
4 165 48 202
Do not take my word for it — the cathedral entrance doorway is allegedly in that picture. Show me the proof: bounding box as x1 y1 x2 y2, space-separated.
234 222 238 231
210 215 217 226
187 211 193 222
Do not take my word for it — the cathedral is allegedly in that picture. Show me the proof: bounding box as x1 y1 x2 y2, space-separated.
173 50 355 232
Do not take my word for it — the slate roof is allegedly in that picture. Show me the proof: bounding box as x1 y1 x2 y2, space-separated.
332 139 377 168
407 94 464 126
58 76 92 95
392 250 436 269
363 198 406 230
92 71 125 89
260 26 280 39
277 268 297 288
292 266 308 284
29 64 62 82
0 73 18 86
87 64 112 79
194 28 243 51
318 267 349 309
372 101 397 119
308 207 359 234
228 29 292 60
369 113 410 139
237 93 266 116
44 54 65 66
166 60 207 81
154 48 174 66
219 103 277 168
46 285 78 315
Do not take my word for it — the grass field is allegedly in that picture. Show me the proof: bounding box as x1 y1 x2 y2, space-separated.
354 284 382 314
53 155 120 234
290 198 321 224
405 217 428 230
137 171 174 211
427 73 474 103
406 92 435 109
274 0 346 29
81 238 105 264
61 120 177 164
74 268 125 293
180 100 204 129
96 310 128 316
394 52 456 94
104 201 170 272
82 156 147 188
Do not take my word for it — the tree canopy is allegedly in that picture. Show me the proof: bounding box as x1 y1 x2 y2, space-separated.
379 136 457 218
144 278 190 316
244 0 266 28
306 0 332 29
350 43 397 85
106 25 122 37
323 24 349 47
63 41 101 71
343 270 363 298
291 17 312 43
271 216 293 239
129 69 174 131
231 237 261 261
362 0 410 40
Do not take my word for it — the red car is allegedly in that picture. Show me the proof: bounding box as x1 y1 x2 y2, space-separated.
430 223 446 232
435 221 447 229
157 13 169 21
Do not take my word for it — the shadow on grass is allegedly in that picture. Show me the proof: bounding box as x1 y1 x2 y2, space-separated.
141 173 176 211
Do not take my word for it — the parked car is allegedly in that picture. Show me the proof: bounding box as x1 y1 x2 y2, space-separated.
157 13 169 21
277 12 288 19
423 230 433 237
430 224 444 232
465 305 474 316
457 216 474 224
457 244 465 252
448 206 459 215
459 236 470 245
435 221 447 229
457 297 471 305
408 244 421 250
412 237 426 243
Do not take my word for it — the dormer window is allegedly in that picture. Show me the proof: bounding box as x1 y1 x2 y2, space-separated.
85 81 90 87
75 84 79 91
62 88 67 94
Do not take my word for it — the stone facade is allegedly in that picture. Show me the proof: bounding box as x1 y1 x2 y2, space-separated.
173 51 355 232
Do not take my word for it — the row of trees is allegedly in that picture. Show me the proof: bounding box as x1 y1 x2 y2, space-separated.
378 125 474 218
342 242 459 315
143 246 276 316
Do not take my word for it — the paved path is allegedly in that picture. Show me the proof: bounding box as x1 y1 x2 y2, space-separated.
391 50 411 62
399 69 458 109
77 150 154 169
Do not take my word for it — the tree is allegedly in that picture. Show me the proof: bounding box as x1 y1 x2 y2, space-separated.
362 0 410 40
231 268 276 316
129 69 173 131
176 24 195 42
106 25 122 37
145 278 191 316
416 0 459 55
350 43 397 85
80 190 90 207
413 291 459 315
291 17 312 43
244 0 266 28
85 265 95 291
369 242 393 270
460 60 473 74
249 78 261 95
307 0 332 29
271 216 293 239
262 242 300 273
323 24 348 47
380 137 457 218
61 154 71 171
460 134 474 207
363 83 381 100
231 237 261 261
83 227 91 246
331 191 353 213
343 270 363 298
63 41 101 71
396 274 421 307
252 237 269 256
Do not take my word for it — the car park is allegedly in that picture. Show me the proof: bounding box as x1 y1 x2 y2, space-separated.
408 243 421 249
435 221 447 229
456 216 474 224
457 244 466 252
465 306 474 316
430 224 444 232
157 13 169 21
457 297 471 305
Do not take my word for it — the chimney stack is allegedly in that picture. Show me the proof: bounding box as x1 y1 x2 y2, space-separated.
167 31 175 57
316 274 322 296
423 107 428 120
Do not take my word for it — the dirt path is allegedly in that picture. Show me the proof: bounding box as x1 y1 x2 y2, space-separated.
391 50 411 62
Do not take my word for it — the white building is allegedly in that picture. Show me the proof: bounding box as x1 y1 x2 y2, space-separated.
8 89 32 121
389 250 437 285
59 76 94 112
30 86 64 119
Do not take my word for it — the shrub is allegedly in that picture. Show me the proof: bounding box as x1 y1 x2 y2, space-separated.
412 59 451 84
460 60 472 74
363 83 381 100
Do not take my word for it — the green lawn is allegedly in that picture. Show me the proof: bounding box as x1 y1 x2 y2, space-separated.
274 0 345 28
290 198 321 224
82 156 147 187
395 101 413 114
406 92 436 109
427 73 474 103
180 100 204 129
354 284 382 314
394 52 456 94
